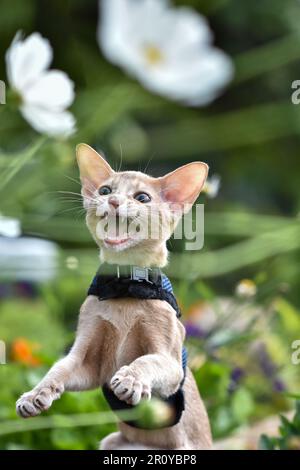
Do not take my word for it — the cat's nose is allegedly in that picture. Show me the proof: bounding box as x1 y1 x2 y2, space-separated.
108 197 120 209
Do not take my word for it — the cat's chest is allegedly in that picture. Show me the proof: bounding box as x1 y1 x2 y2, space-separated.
96 298 142 331
96 298 147 373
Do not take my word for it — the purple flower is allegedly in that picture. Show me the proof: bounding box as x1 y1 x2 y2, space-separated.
231 367 245 383
256 343 287 393
228 367 245 393
273 378 286 393
257 344 277 378
185 322 206 339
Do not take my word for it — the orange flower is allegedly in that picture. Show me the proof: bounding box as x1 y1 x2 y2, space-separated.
11 338 42 366
185 300 208 320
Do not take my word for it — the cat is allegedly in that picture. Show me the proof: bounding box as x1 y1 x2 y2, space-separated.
16 143 212 450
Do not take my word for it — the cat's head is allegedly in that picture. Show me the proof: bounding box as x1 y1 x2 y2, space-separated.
76 143 208 267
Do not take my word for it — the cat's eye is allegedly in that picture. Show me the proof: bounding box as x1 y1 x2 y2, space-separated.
134 192 151 203
98 185 112 196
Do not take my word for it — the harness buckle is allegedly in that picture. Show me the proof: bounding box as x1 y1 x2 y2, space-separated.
131 266 161 284
131 266 149 283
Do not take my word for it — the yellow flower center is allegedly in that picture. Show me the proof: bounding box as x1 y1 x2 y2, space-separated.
143 44 164 66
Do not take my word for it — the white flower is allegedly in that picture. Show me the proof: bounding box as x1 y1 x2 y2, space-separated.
65 256 79 270
203 174 221 198
0 214 21 238
0 237 58 282
6 32 76 137
235 279 257 298
98 0 233 106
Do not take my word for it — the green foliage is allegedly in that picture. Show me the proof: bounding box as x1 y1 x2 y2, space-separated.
259 401 300 450
0 298 66 357
1 0 300 450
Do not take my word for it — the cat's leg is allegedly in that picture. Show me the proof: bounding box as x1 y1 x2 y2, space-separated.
100 432 128 450
110 303 185 405
16 355 98 418
110 354 182 405
100 433 164 450
16 300 102 418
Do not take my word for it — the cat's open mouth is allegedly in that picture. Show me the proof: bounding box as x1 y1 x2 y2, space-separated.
98 212 136 223
97 213 140 250
104 236 131 247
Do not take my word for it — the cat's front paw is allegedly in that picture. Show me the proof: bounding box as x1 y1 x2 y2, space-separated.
16 382 64 418
110 366 151 405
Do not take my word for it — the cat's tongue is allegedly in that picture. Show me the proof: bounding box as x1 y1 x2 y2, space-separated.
104 237 129 246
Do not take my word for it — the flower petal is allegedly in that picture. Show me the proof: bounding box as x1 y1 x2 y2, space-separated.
20 105 76 137
98 0 234 106
23 70 75 111
6 32 53 92
0 215 21 238
99 0 170 66
136 47 234 105
99 0 211 68
160 7 212 56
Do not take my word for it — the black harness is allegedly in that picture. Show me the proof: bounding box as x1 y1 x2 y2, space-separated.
88 264 186 429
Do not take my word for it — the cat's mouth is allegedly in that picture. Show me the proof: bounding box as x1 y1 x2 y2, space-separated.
97 213 141 250
103 236 131 247
98 211 136 221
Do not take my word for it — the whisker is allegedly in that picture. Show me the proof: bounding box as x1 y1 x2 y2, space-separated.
143 153 155 174
57 190 99 205
63 174 82 187
118 144 123 172
56 206 86 216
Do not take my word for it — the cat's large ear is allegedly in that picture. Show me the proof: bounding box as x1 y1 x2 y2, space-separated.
76 143 114 196
159 162 208 212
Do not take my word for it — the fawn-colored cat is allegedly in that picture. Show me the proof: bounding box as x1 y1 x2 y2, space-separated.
16 144 212 450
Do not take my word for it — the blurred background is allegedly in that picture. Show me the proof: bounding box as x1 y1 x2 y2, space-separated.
0 0 300 450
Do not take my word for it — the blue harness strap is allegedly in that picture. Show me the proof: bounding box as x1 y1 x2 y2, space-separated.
162 275 174 293
182 346 188 373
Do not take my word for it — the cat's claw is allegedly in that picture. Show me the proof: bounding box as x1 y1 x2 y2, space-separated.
110 366 151 405
16 383 64 418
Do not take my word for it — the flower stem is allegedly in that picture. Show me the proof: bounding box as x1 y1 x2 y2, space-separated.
0 137 46 191
234 33 300 84
0 409 140 436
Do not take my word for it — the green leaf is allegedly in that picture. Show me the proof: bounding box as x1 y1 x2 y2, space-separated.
279 414 296 438
194 361 231 401
259 434 277 450
274 298 300 334
148 102 300 158
207 330 254 350
232 388 255 423
167 222 300 279
234 34 300 84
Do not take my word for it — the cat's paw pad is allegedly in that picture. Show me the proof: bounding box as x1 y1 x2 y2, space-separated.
110 367 151 405
16 383 63 418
